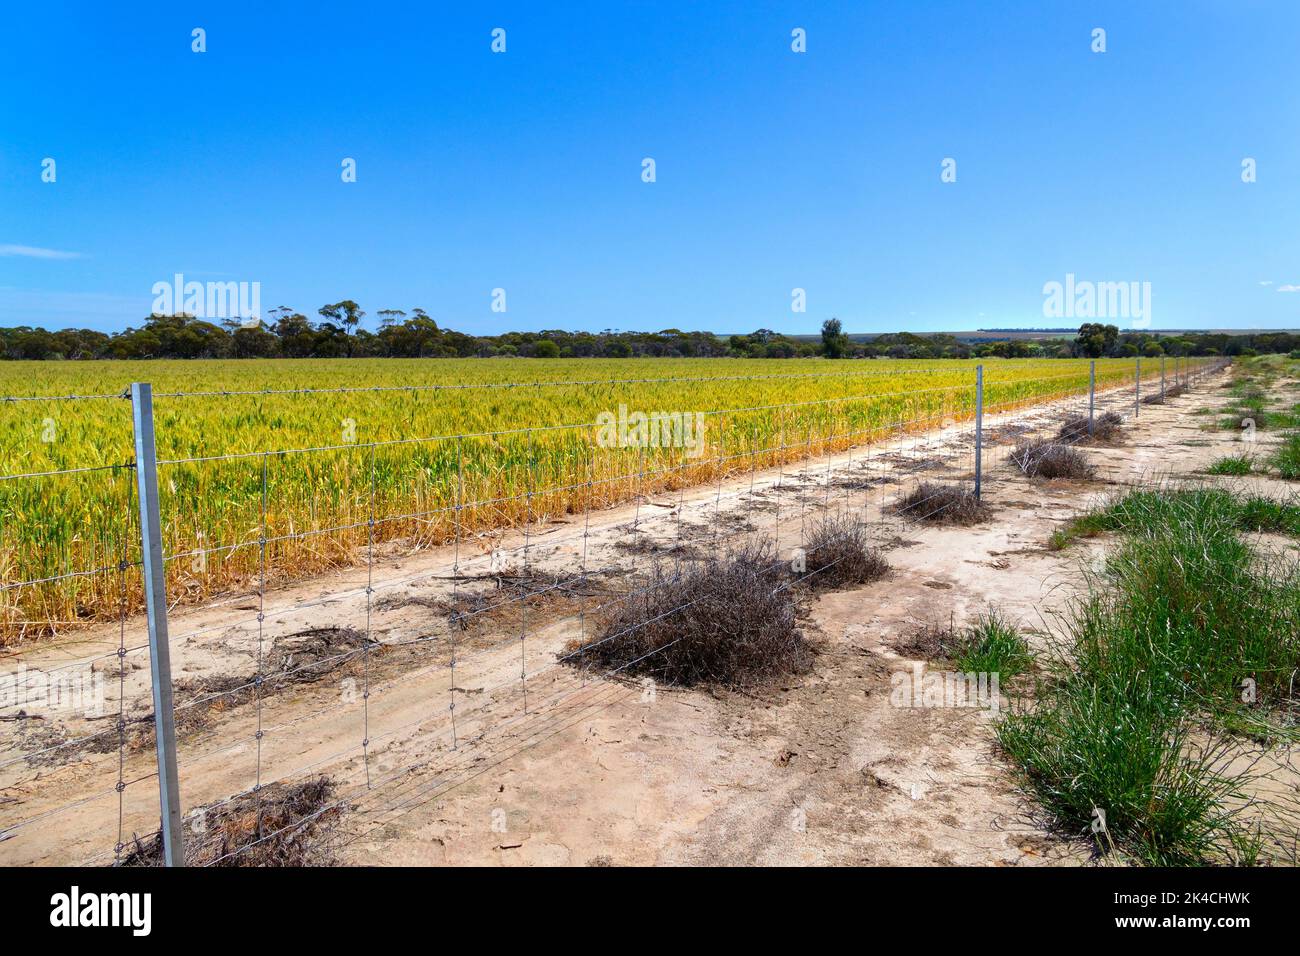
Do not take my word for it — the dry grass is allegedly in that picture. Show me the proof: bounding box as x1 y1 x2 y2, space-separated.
1010 440 1096 480
894 481 987 525
74 628 378 759
891 619 961 660
1142 383 1186 405
1057 410 1123 445
118 777 342 866
440 567 597 631
571 540 811 688
803 514 889 589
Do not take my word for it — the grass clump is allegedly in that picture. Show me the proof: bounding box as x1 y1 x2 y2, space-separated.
952 612 1033 681
803 514 889 589
998 690 1249 865
1051 486 1300 547
1000 486 1300 864
1057 410 1123 445
1236 494 1300 536
1206 454 1253 476
1219 413 1265 432
1217 390 1297 432
895 481 987 525
1275 432 1300 480
1074 496 1300 710
576 541 811 688
1010 440 1096 480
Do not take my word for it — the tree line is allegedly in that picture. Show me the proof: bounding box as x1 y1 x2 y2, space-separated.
1 310 1296 361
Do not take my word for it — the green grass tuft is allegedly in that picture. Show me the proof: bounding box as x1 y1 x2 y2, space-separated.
1001 485 1300 864
952 612 1033 681
1206 455 1253 476
1052 486 1300 546
1275 432 1300 480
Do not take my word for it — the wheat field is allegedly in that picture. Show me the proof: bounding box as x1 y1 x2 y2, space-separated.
0 356 1192 643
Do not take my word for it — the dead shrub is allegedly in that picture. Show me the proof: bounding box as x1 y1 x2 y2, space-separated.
894 482 987 525
891 620 960 660
1010 440 1096 480
261 627 375 678
1057 411 1123 445
118 777 342 867
982 421 1035 447
1142 383 1187 406
78 629 379 759
382 566 605 632
803 514 889 589
572 541 811 688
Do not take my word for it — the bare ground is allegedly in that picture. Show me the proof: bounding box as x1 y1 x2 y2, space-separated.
3 366 1294 866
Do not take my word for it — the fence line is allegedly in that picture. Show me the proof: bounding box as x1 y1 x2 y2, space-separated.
0 361 1154 645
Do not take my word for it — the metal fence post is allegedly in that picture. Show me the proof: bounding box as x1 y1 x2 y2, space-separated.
1135 358 1141 417
131 382 185 867
974 365 983 499
1088 360 1096 437
1160 357 1166 402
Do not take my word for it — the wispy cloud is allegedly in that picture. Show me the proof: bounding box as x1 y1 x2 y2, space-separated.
1277 284 1300 293
0 244 84 260
1259 280 1274 286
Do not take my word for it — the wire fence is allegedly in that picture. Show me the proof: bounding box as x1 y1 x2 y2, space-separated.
0 356 1226 865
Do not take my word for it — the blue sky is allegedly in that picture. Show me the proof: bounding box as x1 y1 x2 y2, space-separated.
1 0 1297 336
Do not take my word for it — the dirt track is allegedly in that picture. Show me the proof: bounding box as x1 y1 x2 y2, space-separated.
6 365 1290 866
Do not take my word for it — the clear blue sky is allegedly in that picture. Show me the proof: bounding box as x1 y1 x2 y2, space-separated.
1 0 1297 336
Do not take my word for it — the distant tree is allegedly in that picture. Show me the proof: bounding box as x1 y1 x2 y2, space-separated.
319 300 365 355
821 318 849 359
272 311 318 358
1074 322 1119 358
3 307 1287 363
230 322 281 358
318 300 365 333
266 306 294 330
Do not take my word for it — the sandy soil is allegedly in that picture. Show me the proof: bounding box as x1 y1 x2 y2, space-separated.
4 364 1292 867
